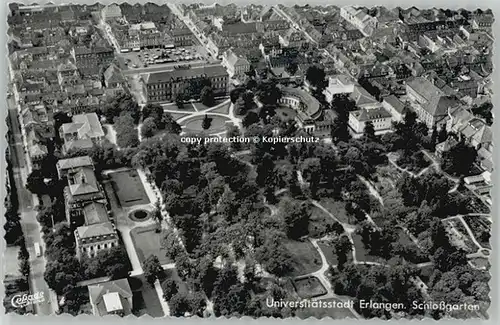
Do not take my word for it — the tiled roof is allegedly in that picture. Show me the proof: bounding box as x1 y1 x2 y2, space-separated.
350 85 379 107
383 95 406 114
69 167 100 196
350 106 392 122
57 155 94 172
146 65 228 84
77 221 115 239
83 202 108 225
61 113 105 139
88 279 132 316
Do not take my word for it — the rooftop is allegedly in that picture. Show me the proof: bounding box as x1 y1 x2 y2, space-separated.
146 64 228 84
60 113 105 139
76 221 116 239
57 156 94 174
350 106 392 122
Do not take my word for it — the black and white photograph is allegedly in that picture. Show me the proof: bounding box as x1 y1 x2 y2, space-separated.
2 1 494 320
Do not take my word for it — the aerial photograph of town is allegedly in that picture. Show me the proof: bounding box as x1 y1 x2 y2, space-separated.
2 1 493 320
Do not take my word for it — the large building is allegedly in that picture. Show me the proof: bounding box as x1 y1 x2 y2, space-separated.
145 65 229 102
56 156 107 226
59 113 105 153
278 86 322 133
406 77 460 129
348 106 392 135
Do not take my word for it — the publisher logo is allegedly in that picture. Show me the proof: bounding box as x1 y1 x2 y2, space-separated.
11 292 45 308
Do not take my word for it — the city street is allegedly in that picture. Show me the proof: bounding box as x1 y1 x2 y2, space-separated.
7 95 58 315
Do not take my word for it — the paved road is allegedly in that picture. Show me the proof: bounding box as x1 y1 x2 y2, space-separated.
167 3 218 58
6 101 57 315
272 5 318 45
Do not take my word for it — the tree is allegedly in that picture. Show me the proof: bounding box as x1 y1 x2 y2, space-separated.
175 93 185 108
162 112 182 134
142 103 163 122
202 114 212 130
305 65 327 90
143 255 164 285
279 198 310 240
330 118 351 143
19 258 30 277
162 278 179 301
26 169 48 195
334 235 352 270
364 121 376 140
141 117 158 138
201 86 215 107
115 112 139 148
442 140 477 176
169 292 192 317
242 112 259 128
152 200 163 230
102 92 140 124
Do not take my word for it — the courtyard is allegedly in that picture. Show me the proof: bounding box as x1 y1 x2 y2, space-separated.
108 169 150 208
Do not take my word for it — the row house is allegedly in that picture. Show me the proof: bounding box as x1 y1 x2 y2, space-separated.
103 64 126 96
72 45 114 72
26 128 48 170
279 29 308 49
446 108 493 172
171 28 194 47
222 50 251 77
340 6 379 37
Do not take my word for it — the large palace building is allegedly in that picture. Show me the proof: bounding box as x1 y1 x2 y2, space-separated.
144 64 229 102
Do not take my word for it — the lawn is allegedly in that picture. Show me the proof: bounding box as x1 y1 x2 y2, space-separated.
166 112 191 121
191 99 226 112
463 216 491 249
317 198 351 224
130 225 173 266
276 107 297 122
283 239 322 277
130 275 164 318
181 114 230 134
295 298 357 319
317 239 353 267
395 229 429 264
163 102 196 112
308 206 338 238
469 257 489 269
351 233 385 264
207 101 231 115
109 169 150 207
292 276 327 299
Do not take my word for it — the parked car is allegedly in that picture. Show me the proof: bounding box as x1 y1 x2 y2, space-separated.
34 242 41 257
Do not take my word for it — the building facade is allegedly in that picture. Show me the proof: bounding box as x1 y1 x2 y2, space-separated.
146 65 229 102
